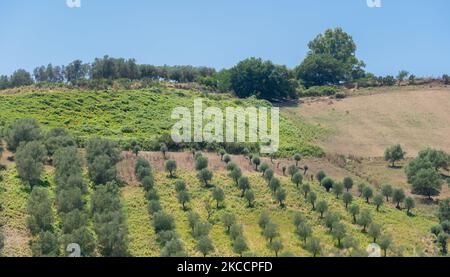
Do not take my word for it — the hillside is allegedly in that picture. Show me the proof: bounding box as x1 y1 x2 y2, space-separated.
284 87 450 157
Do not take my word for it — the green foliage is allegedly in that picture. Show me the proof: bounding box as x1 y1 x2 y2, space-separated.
368 223 382 243
438 198 450 222
324 212 341 232
244 189 255 207
177 189 191 210
258 211 271 229
86 138 120 185
315 170 326 182
331 222 346 247
195 156 208 171
343 177 353 192
393 188 406 209
269 177 281 194
288 165 299 180
197 168 213 187
292 172 303 188
373 194 384 211
264 168 274 183
362 186 374 203
252 156 261 170
27 187 54 235
342 192 353 209
307 191 317 210
316 200 328 218
222 213 236 233
358 209 373 232
321 177 334 192
296 222 312 243
349 204 360 223
62 226 96 257
305 237 322 257
332 182 344 198
31 231 60 257
193 221 212 239
238 176 250 196
379 234 393 257
384 144 405 167
405 197 415 215
165 159 177 177
229 57 296 100
381 184 393 202
268 238 284 257
263 222 279 243
233 236 248 257
196 236 214 257
275 187 287 207
15 141 46 187
212 187 225 208
300 183 311 199
229 167 242 186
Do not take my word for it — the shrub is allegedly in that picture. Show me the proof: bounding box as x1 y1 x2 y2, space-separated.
153 211 176 233
4 118 42 152
301 86 338 97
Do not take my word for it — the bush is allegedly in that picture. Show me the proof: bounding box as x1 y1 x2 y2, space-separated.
15 141 47 187
300 86 339 97
31 231 60 257
4 118 42 151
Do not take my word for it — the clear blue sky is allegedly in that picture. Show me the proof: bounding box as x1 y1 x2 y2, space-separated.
0 0 449 77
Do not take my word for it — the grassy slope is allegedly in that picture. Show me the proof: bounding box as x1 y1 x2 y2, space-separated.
123 169 437 257
0 88 324 157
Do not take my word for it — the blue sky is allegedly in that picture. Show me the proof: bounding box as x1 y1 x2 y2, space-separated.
0 0 449 77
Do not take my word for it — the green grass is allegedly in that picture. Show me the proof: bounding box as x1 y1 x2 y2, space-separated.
0 87 325 157
122 169 438 257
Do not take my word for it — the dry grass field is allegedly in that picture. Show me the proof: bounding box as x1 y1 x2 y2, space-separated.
283 87 450 157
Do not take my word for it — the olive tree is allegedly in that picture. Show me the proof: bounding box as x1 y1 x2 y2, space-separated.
165 159 177 178
343 177 353 192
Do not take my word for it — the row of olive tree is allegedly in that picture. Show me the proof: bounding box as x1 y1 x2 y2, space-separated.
87 138 129 257
135 155 186 257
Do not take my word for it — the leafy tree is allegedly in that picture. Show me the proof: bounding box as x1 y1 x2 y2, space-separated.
381 184 393 202
358 209 373 232
244 189 255 207
258 211 271 229
222 213 236 233
175 180 186 193
56 187 84 214
404 197 415 215
259 162 269 176
321 177 334 192
292 212 306 227
437 233 449 255
296 222 312 243
212 187 225 208
343 192 353 209
263 222 278 243
148 200 161 215
165 159 177 177
161 238 186 257
296 54 345 87
316 200 328 219
292 172 303 188
307 191 317 210
132 144 141 157
300 183 310 199
379 234 393 257
305 237 322 257
60 209 88 234
195 156 208 171
396 70 409 85
196 236 214 257
187 211 200 232
324 212 341 232
233 236 248 257
62 226 96 257
229 224 244 240
10 69 34 87
342 236 358 250
85 139 120 185
431 225 443 237
438 198 450 222
27 187 54 235
16 141 47 187
362 186 374 203
193 221 212 239
229 167 242 186
153 211 176 233
229 57 295 100
384 144 405 167
349 204 360 223
343 177 353 192
410 167 442 200
315 171 326 182
218 149 226 160
373 194 384 212
238 176 250 197
44 128 76 157
177 190 190 210
223 154 231 164
134 157 151 181
31 231 60 257
333 182 344 198
331 222 346 247
226 161 238 171
142 176 154 192
305 27 364 82
368 223 381 243
64 60 89 82
355 183 366 198
269 177 281 194
197 168 213 187
392 188 405 209
293 153 302 166
252 156 261 170
275 188 287 207
268 238 284 257
264 168 274 183
160 143 168 159
288 165 299 180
